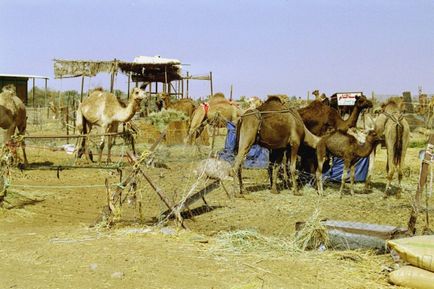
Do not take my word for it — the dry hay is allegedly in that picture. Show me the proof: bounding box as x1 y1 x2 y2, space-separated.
166 120 188 145
133 120 162 144
147 109 189 132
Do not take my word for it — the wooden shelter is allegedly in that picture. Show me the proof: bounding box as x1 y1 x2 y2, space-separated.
53 56 213 100
0 74 49 105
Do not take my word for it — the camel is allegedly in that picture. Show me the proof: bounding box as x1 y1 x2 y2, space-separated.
316 130 381 197
0 85 28 165
366 99 410 197
76 87 147 163
160 93 196 118
186 93 241 144
233 96 319 195
296 94 373 174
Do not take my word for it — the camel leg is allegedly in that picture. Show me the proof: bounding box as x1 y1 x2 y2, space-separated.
97 128 106 164
290 143 301 196
350 165 355 196
268 148 284 194
339 163 349 198
316 157 324 196
21 140 28 165
107 134 113 164
365 149 376 191
232 121 258 196
384 146 395 198
270 151 284 194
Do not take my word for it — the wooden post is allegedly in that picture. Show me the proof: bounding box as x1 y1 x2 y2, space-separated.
80 75 85 102
127 73 131 99
110 72 115 93
45 78 49 119
164 66 168 94
230 84 233 101
209 71 213 97
408 134 434 234
32 77 35 107
186 72 190 99
181 77 184 99
66 96 70 144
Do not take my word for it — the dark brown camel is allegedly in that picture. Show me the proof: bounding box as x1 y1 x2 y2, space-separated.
297 94 373 175
233 96 319 195
366 98 410 197
316 130 381 197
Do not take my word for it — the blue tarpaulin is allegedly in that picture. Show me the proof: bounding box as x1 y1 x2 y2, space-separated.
323 157 369 182
217 122 269 169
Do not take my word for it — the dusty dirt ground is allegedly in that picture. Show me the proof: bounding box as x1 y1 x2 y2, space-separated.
1 119 433 289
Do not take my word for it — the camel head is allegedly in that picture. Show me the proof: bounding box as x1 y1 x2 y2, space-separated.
128 87 147 111
365 130 383 144
355 94 373 110
1 84 16 94
130 87 147 101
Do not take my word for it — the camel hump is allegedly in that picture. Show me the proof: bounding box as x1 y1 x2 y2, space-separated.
265 95 287 105
211 92 225 99
92 87 104 92
382 98 404 113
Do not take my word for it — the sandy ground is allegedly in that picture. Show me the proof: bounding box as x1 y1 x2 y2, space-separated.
1 120 433 289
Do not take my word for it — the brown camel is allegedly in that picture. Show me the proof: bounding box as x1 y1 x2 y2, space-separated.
186 93 241 143
316 130 381 197
299 94 373 136
0 84 28 164
366 99 410 197
296 94 373 174
233 96 319 195
160 93 196 118
76 87 147 163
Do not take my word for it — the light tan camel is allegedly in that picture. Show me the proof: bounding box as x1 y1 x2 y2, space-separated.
233 96 319 195
0 84 28 164
316 130 381 197
366 99 410 197
160 93 196 118
186 93 241 144
76 87 147 163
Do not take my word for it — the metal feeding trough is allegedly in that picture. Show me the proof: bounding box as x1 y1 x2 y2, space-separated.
296 220 408 253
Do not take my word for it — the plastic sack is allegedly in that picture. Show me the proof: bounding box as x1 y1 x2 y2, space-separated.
387 235 434 272
389 266 434 289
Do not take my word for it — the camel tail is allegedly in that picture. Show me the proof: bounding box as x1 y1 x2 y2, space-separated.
303 125 320 149
394 121 403 166
234 118 243 154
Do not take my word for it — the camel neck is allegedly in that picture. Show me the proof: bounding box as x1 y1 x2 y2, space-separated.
114 98 138 122
355 139 376 157
345 106 361 127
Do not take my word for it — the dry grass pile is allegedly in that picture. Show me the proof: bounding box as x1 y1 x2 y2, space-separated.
292 208 329 251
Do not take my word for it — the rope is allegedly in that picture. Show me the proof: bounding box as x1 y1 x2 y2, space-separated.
9 183 119 189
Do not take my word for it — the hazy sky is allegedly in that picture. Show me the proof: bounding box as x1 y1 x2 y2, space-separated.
1 0 434 99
